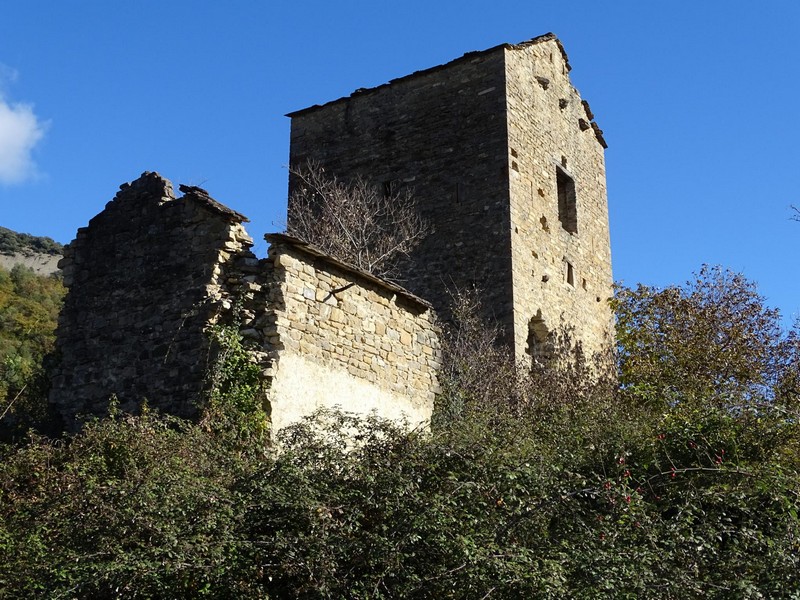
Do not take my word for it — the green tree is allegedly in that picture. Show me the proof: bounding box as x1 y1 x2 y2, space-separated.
0 265 65 436
613 265 799 410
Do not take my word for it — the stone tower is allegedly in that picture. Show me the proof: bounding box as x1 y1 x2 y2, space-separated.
288 33 613 360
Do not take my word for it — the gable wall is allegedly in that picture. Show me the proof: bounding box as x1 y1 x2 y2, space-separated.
50 173 255 428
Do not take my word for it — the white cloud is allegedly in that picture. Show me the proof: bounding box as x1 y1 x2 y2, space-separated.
0 65 47 185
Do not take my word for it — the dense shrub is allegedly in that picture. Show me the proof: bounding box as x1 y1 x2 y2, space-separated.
1 267 798 597
0 410 259 599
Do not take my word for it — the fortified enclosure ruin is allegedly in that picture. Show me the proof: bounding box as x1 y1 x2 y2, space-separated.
289 32 613 360
50 33 613 432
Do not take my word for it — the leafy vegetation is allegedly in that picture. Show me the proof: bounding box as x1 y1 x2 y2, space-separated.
0 226 63 257
1 266 799 598
202 324 270 451
0 265 65 438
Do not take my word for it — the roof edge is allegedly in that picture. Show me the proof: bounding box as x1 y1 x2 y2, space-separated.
178 184 250 224
265 232 433 311
286 33 567 119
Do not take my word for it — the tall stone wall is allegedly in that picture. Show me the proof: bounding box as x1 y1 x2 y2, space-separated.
288 47 515 335
288 33 614 361
504 41 614 359
258 234 439 431
50 173 256 428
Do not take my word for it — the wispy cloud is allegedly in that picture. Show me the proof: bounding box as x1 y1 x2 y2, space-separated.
0 64 48 185
0 64 18 90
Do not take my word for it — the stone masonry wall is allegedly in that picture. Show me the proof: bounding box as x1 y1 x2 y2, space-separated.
50 175 440 434
288 33 614 361
50 173 255 429
504 41 614 359
258 234 440 432
288 47 515 336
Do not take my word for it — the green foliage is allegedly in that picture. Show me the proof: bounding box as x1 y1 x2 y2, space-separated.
0 410 258 599
0 226 63 257
0 264 65 437
613 265 799 409
203 325 270 452
0 266 799 597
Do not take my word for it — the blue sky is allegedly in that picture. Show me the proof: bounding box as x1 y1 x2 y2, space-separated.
2 1 799 323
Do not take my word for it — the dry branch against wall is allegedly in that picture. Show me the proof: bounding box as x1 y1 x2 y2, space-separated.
287 163 431 282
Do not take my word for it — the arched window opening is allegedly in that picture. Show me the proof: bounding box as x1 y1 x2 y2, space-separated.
526 310 553 364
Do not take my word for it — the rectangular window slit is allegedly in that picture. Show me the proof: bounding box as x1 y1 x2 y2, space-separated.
565 262 575 287
556 166 578 234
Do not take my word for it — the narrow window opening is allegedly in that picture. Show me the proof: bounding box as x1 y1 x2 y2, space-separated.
565 261 574 286
454 182 467 204
556 167 578 234
526 311 553 364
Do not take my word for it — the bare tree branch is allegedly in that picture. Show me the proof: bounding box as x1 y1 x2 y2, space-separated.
286 162 431 282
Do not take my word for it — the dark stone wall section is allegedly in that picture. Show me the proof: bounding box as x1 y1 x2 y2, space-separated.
50 172 255 428
289 49 515 333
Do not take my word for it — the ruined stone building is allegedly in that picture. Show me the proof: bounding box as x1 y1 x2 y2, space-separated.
50 33 612 432
50 174 440 432
289 32 613 361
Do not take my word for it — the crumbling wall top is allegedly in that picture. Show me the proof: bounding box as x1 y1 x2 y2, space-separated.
178 184 250 223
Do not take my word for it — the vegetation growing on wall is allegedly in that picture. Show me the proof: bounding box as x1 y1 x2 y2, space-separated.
1 266 799 598
203 324 270 451
287 162 431 282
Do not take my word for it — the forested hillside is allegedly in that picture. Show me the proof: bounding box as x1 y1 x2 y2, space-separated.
0 227 64 276
0 227 63 257
0 266 798 598
0 264 65 436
